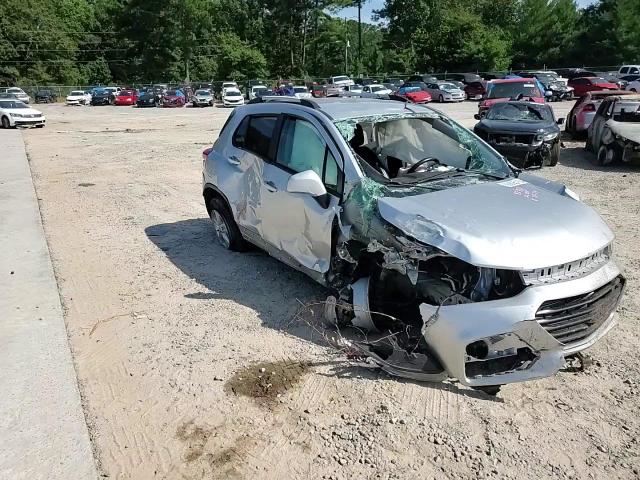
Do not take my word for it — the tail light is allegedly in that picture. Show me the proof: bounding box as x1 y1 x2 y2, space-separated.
583 104 596 112
202 147 212 164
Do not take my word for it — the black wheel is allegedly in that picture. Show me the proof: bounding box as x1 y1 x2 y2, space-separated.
439 94 444 103
1 116 10 129
597 144 619 166
208 197 247 251
546 141 560 166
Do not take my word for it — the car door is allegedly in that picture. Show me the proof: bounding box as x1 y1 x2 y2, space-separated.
590 99 612 147
258 114 343 278
211 113 280 243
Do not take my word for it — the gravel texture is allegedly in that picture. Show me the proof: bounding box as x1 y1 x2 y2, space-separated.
21 101 640 480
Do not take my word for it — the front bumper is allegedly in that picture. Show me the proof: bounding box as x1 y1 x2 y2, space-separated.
489 141 553 168
421 259 623 387
14 117 46 127
223 100 244 106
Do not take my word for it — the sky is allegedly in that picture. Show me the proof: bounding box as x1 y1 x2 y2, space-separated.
335 0 597 24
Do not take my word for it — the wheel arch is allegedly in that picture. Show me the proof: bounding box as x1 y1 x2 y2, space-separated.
203 183 232 215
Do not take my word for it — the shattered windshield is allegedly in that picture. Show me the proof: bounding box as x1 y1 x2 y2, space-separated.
335 113 511 185
486 103 552 122
613 101 640 122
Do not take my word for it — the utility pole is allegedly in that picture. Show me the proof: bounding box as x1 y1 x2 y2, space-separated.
357 0 362 76
344 18 349 74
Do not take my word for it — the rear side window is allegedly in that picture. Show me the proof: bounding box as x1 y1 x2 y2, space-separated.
232 115 278 159
631 67 640 74
620 67 629 74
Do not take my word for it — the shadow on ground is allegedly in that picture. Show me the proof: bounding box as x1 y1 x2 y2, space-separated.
145 218 499 400
560 144 640 172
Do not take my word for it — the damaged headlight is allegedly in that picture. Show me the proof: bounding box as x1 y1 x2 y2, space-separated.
532 132 558 146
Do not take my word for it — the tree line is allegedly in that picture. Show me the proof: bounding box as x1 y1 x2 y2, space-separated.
0 0 638 86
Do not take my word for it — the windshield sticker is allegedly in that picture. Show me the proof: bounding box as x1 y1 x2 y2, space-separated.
498 178 528 187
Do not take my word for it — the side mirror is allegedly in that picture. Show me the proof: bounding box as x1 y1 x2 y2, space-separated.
557 117 565 125
545 90 553 97
286 170 327 197
474 114 481 120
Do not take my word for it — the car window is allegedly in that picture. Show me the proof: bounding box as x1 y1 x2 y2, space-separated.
631 67 640 74
620 67 629 74
276 118 340 192
233 115 277 159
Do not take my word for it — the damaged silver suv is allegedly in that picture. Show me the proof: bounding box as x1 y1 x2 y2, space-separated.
202 97 625 392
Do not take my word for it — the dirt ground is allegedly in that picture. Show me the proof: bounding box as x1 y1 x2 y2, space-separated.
22 101 640 480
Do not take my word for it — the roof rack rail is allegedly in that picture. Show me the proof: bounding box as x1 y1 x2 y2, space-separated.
247 96 320 110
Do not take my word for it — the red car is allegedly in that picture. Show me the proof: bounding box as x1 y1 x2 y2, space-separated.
115 89 138 106
567 77 619 97
396 86 431 103
162 89 186 107
464 81 486 100
478 78 544 115
311 84 327 98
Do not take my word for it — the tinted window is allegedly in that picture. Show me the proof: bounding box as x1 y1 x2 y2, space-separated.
631 67 639 74
276 118 340 192
245 116 277 159
621 67 629 74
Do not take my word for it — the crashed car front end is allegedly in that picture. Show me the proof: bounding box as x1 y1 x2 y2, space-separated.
482 131 558 168
604 120 640 163
321 111 624 389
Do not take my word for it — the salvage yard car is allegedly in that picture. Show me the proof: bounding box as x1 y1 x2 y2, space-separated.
35 89 56 103
222 88 245 107
396 85 431 103
425 82 466 103
192 89 214 107
66 90 92 106
6 87 31 103
202 97 625 393
162 89 186 108
568 77 618 97
587 94 640 166
136 89 158 107
0 99 45 128
91 88 114 105
473 101 562 168
115 89 138 106
565 90 632 138
479 78 544 116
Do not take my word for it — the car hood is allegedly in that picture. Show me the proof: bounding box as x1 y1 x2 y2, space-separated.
377 179 613 269
5 107 42 115
476 119 557 134
607 120 640 143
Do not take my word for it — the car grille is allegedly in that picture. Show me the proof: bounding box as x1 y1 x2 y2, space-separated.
535 275 624 346
488 133 534 145
522 246 611 285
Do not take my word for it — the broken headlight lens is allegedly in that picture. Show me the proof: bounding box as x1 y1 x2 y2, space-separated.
542 132 559 142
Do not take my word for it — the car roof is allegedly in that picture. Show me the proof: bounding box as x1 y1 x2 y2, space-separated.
604 94 640 101
489 78 536 84
245 97 433 121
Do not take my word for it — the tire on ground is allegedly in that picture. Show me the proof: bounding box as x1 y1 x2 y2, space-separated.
208 196 247 251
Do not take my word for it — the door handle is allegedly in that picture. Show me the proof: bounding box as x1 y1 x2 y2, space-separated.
264 180 278 192
227 155 240 166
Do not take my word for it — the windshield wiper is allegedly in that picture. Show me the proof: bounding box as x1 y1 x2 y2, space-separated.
465 170 509 180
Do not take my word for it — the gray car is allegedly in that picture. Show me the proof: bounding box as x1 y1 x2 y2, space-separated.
202 97 624 393
425 82 466 102
192 89 214 107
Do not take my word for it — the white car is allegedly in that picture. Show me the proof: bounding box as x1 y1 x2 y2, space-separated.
222 88 245 107
618 65 640 76
361 84 392 98
293 86 312 99
6 87 30 103
249 85 268 100
66 90 92 106
625 80 640 93
222 81 239 96
0 99 45 128
329 75 354 88
425 82 466 102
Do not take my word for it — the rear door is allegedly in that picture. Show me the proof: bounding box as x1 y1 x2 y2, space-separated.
257 114 343 277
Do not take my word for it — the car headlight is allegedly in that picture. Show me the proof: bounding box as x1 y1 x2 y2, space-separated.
542 132 559 142
10 113 24 118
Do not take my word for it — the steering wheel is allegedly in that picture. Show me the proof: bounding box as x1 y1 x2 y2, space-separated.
406 157 441 174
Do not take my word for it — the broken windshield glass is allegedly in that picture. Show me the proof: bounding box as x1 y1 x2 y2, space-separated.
335 112 511 182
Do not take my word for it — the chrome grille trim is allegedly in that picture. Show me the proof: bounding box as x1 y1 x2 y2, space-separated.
521 245 611 285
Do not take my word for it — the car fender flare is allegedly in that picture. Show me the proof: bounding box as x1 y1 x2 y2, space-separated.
203 183 233 215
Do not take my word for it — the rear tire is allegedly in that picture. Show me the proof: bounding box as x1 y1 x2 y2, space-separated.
208 197 247 251
1 116 10 129
439 94 444 103
597 144 619 166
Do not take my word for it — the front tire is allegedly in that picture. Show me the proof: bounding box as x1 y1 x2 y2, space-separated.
208 197 247 251
597 144 619 166
1 116 11 129
546 141 560 166
439 94 444 103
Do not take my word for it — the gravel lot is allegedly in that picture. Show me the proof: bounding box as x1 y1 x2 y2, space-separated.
21 100 640 480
